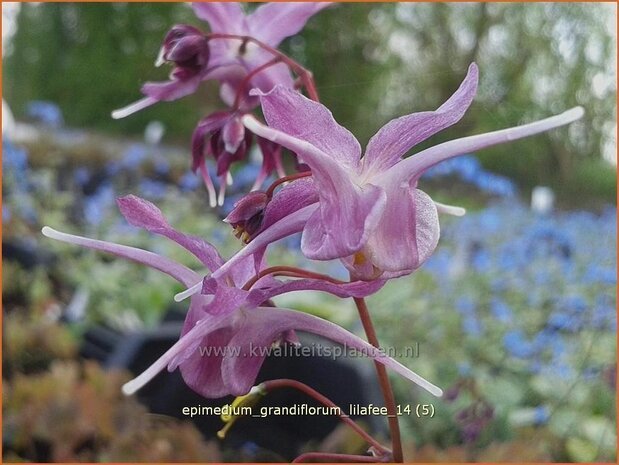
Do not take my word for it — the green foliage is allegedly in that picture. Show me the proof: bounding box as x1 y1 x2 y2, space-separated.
4 3 208 138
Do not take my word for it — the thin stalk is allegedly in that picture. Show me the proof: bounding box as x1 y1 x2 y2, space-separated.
265 171 312 198
263 379 389 456
242 265 348 291
353 297 404 463
293 452 381 463
207 33 319 101
232 57 281 110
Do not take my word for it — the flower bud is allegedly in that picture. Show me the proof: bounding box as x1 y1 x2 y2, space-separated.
158 25 209 79
225 191 269 243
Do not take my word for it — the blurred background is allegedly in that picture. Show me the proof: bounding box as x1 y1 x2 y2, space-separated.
2 2 617 462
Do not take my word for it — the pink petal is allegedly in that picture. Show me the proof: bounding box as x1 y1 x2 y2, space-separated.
41 227 198 287
192 2 247 34
191 111 231 171
222 306 443 397
380 106 585 186
222 115 246 153
117 195 224 272
174 204 318 302
301 183 387 260
363 63 479 174
247 2 332 47
122 310 232 396
260 177 319 232
141 75 203 102
361 187 439 274
243 115 383 260
247 276 386 306
252 86 362 172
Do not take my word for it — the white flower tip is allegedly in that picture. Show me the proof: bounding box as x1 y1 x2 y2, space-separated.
174 281 201 302
154 47 166 67
241 114 259 130
111 97 156 120
121 380 138 396
208 195 218 209
431 386 444 398
434 202 466 217
564 106 585 122
42 226 67 240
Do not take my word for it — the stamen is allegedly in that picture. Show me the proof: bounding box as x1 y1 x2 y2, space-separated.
353 252 367 266
217 385 266 439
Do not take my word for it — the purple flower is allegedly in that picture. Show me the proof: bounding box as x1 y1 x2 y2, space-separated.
240 63 584 280
112 2 330 119
42 195 442 399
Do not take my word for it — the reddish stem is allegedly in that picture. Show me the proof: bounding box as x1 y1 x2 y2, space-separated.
354 297 404 463
232 57 281 110
207 33 319 101
293 452 382 463
292 452 377 463
265 171 313 198
242 265 348 291
263 379 389 456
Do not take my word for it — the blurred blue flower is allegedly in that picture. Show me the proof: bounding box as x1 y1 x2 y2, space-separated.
503 330 535 358
2 139 28 171
84 183 115 225
179 171 200 191
73 167 91 187
121 144 147 170
26 101 64 128
490 298 513 323
138 179 168 200
533 406 550 425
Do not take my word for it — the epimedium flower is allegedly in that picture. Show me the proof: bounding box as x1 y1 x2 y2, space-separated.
42 195 442 399
112 2 330 207
237 62 584 280
113 2 329 119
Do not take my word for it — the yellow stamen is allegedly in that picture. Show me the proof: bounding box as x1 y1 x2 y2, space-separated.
353 252 367 266
217 385 266 439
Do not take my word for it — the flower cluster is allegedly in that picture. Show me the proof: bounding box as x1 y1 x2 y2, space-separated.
43 2 584 461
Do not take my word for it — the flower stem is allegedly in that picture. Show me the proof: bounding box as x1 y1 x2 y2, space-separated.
353 297 404 463
263 379 389 456
207 33 319 101
293 452 382 463
242 265 347 291
265 171 312 198
232 57 281 110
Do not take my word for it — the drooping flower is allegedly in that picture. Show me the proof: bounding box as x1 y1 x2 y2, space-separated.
238 63 584 280
112 2 330 118
42 195 442 399
113 2 330 206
